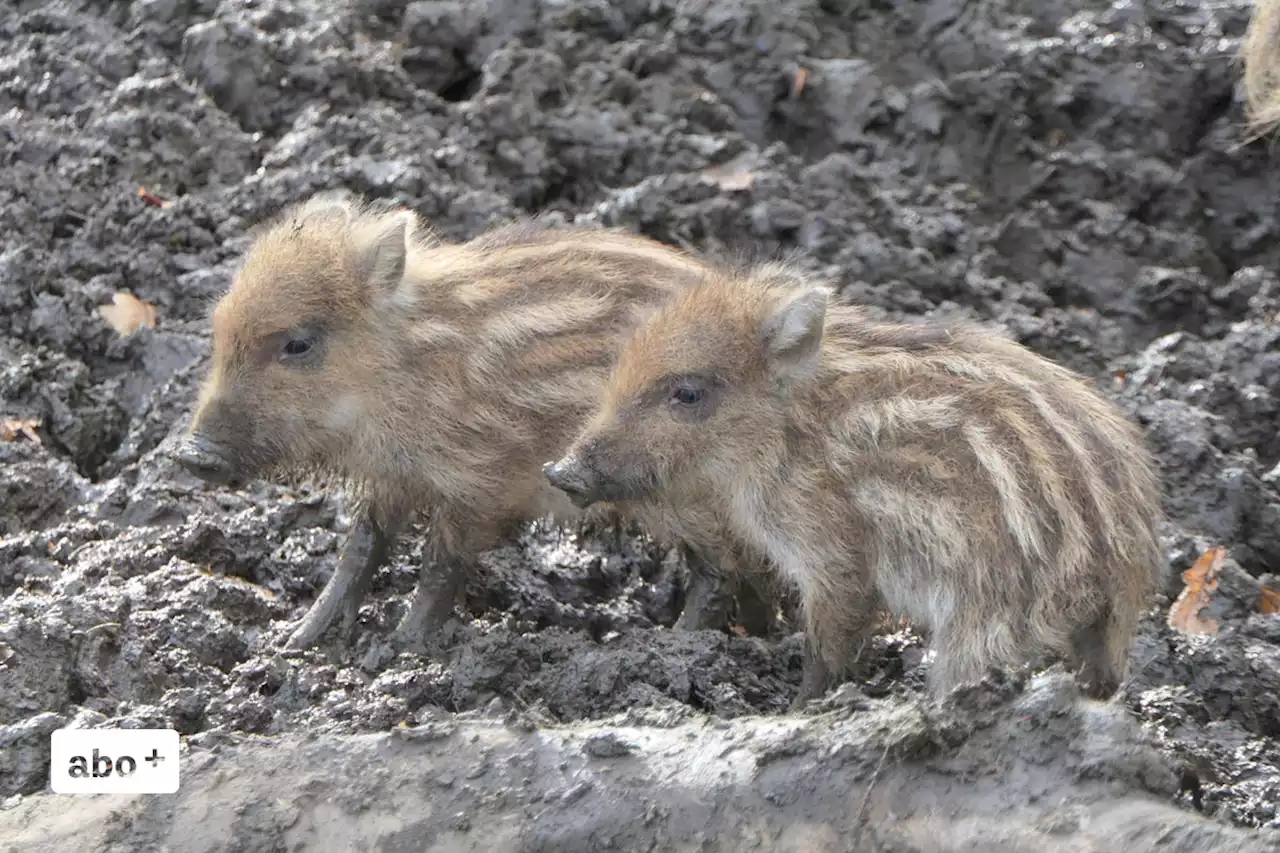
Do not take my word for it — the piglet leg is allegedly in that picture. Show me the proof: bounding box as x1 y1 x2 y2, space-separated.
677 545 780 638
734 575 778 638
391 558 468 650
674 543 735 632
791 585 879 709
792 639 833 710
282 516 390 651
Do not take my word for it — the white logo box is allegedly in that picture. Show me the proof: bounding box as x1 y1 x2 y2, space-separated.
50 728 180 794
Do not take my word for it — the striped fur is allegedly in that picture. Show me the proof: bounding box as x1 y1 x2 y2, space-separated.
548 263 1166 701
188 194 772 633
1244 0 1280 139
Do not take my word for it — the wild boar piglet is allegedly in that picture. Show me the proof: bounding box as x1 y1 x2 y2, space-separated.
544 265 1166 703
170 192 776 651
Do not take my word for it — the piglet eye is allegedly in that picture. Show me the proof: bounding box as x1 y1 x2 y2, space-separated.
282 338 313 358
672 386 705 406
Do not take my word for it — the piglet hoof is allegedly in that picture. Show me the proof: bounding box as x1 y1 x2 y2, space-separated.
790 679 829 712
791 643 832 711
390 561 466 653
789 675 829 712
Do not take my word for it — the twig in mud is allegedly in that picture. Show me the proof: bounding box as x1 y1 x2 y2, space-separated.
850 740 893 847
980 112 1008 178
67 541 98 562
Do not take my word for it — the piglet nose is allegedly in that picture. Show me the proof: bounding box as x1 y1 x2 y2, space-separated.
542 459 575 490
543 457 594 507
171 433 238 486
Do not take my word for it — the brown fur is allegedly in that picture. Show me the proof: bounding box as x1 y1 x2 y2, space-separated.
1244 0 1280 139
186 194 772 639
548 263 1166 700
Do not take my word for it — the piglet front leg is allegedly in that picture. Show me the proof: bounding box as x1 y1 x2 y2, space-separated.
390 512 494 651
791 584 880 709
391 557 468 651
792 638 834 710
282 515 391 651
674 543 736 632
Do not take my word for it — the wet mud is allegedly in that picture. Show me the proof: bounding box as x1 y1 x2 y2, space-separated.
1 0 1278 846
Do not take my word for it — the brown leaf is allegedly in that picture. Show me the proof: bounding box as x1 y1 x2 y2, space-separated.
0 418 40 444
791 67 808 100
137 186 171 208
98 291 157 338
1261 583 1280 615
700 161 757 192
728 623 748 637
1167 546 1226 636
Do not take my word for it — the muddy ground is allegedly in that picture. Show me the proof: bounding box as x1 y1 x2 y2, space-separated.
0 0 1278 847
4 672 1279 853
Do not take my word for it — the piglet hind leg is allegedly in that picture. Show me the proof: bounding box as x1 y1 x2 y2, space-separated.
1067 605 1126 700
923 611 1015 697
281 515 391 651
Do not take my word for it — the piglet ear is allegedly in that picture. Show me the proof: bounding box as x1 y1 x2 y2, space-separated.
294 191 356 226
761 285 831 380
357 210 414 293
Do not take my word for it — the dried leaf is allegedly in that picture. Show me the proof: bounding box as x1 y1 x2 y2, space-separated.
791 67 808 99
1167 546 1226 636
728 623 748 637
0 418 40 444
137 186 171 208
98 291 157 338
1261 584 1280 615
700 162 757 192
